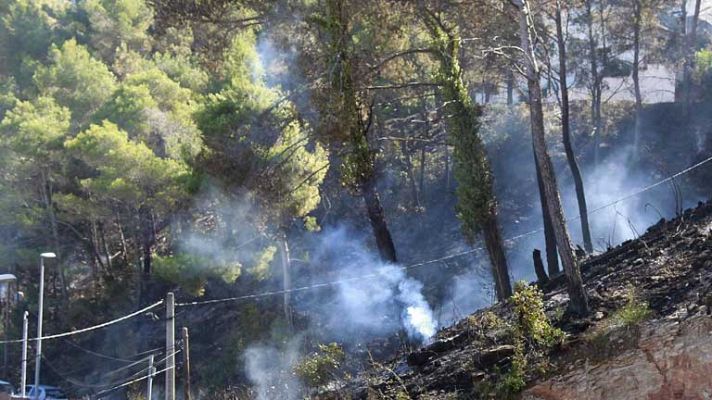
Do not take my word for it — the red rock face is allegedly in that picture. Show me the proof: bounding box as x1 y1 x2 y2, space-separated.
523 316 712 400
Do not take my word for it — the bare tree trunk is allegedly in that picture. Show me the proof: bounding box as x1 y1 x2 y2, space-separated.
532 249 549 285
116 214 129 263
632 0 644 161
419 146 426 201
506 69 515 106
99 222 112 270
556 0 593 253
401 140 421 209
482 206 513 300
139 208 155 279
40 169 68 301
683 0 702 116
444 143 450 190
363 180 398 263
516 0 589 316
534 150 560 275
584 0 602 166
278 235 293 331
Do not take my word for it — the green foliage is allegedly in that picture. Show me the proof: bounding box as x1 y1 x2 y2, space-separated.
34 39 116 123
610 287 651 328
493 341 527 399
80 0 153 62
511 282 565 348
294 342 345 388
0 96 71 160
248 245 277 281
153 253 241 296
64 121 191 210
423 15 494 243
0 0 66 86
196 30 327 229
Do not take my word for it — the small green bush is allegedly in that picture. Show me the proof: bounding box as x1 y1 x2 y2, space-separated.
294 342 345 388
610 287 651 328
511 282 565 348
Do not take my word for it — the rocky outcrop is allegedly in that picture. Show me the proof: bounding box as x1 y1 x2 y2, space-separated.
523 315 712 400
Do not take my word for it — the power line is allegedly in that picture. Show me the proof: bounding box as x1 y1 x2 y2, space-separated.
176 154 712 308
93 350 182 398
62 338 153 363
0 300 164 344
94 364 174 398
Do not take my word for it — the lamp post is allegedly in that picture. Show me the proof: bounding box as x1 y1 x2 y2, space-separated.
33 252 55 399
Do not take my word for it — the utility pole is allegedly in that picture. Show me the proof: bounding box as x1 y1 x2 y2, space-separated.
21 311 28 398
147 354 154 400
181 327 191 400
165 293 175 400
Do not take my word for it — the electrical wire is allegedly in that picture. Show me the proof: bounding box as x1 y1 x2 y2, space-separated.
93 350 182 398
175 154 712 308
0 300 164 344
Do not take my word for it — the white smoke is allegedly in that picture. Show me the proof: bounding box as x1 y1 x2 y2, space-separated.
244 339 302 400
398 279 437 341
302 226 437 343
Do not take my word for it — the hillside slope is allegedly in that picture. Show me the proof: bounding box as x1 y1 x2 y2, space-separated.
318 200 712 399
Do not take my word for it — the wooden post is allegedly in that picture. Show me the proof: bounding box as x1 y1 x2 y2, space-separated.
182 327 191 400
147 354 154 400
21 311 28 398
165 293 175 400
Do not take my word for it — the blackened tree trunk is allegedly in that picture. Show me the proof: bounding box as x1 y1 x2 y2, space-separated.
556 0 593 253
363 180 398 263
482 206 513 299
532 249 549 285
534 150 560 275
516 0 589 316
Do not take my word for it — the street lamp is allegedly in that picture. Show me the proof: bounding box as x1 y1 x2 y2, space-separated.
33 252 55 399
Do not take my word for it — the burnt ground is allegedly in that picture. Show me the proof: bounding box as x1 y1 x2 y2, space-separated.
314 200 712 399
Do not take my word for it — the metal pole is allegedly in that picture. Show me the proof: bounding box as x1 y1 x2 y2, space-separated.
165 293 175 400
147 354 154 400
21 311 28 398
181 327 191 400
33 257 45 398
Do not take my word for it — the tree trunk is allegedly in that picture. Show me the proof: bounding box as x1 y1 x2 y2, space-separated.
139 207 154 277
517 0 589 316
401 140 421 209
99 222 112 270
116 214 129 263
40 169 68 301
534 150 560 275
584 0 602 166
532 249 549 285
556 0 593 253
506 69 515 106
632 0 643 161
278 235 293 331
444 143 450 191
683 0 702 116
482 206 513 300
363 180 398 263
419 146 426 201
